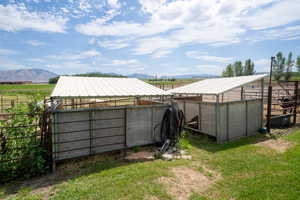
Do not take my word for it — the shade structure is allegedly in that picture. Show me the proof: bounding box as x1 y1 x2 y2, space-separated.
51 76 172 98
169 74 268 95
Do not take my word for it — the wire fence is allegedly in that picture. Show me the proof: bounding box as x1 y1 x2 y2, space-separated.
0 107 51 183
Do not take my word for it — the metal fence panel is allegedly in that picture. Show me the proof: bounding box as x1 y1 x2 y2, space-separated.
200 103 216 136
185 102 199 122
218 104 228 142
227 101 247 140
246 100 262 136
126 107 153 147
52 104 169 162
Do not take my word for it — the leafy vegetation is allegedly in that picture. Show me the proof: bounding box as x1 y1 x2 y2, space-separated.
1 130 300 199
0 103 47 183
222 59 255 77
273 52 300 81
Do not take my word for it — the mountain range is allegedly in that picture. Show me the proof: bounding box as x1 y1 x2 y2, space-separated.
0 68 218 82
0 69 58 82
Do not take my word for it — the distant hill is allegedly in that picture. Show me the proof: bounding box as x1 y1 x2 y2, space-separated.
0 68 57 82
160 74 219 79
127 73 155 79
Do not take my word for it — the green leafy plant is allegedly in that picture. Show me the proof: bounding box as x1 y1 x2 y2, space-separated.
0 103 47 183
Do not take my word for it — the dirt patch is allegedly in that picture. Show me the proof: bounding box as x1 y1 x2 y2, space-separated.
256 138 294 153
125 151 155 161
144 195 160 200
158 166 220 200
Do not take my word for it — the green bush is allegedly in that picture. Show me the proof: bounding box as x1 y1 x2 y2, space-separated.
0 103 47 183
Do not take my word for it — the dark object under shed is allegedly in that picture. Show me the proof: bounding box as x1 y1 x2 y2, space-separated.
270 114 292 128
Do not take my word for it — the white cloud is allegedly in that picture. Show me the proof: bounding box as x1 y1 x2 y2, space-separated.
255 58 270 72
186 51 234 63
28 58 45 62
0 4 68 33
151 49 172 59
111 59 139 65
24 40 46 46
46 61 94 74
244 0 300 30
0 48 18 55
196 64 223 75
90 38 131 49
47 50 101 60
0 57 26 69
76 0 300 58
107 0 121 10
248 25 300 42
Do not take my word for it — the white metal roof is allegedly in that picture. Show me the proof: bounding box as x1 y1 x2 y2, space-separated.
51 76 171 98
169 74 267 95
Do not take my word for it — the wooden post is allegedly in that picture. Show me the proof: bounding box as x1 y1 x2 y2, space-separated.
266 85 272 133
241 87 244 100
293 81 298 125
261 79 264 128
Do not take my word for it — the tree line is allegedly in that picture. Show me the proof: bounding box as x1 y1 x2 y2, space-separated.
222 59 255 77
222 52 300 80
272 52 300 81
49 73 126 84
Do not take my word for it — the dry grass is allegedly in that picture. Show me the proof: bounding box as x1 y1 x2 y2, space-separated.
158 166 220 200
256 138 295 153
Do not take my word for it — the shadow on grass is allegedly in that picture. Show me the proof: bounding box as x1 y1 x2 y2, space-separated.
184 131 272 153
0 148 157 198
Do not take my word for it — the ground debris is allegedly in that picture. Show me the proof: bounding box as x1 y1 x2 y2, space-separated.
161 149 192 160
158 166 220 200
125 151 155 161
256 138 294 153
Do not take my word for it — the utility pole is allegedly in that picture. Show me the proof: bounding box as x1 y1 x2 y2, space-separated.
266 56 275 133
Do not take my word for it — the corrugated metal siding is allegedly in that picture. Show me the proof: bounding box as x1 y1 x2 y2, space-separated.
51 76 171 98
52 104 169 161
176 99 262 143
169 74 267 95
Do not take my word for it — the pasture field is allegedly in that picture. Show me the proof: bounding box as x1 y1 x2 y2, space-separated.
1 130 300 200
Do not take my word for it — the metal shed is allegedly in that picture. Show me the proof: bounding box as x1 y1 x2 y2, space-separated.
50 76 172 167
169 74 267 143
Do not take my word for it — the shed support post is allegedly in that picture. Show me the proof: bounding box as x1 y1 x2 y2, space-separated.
216 94 220 143
293 81 298 125
267 56 274 133
261 79 264 128
241 87 244 100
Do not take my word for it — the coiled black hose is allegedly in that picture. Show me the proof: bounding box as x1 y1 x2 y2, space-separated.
160 102 184 152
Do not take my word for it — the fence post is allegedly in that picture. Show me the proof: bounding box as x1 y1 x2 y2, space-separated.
261 78 264 129
123 108 127 157
266 85 272 133
293 81 299 125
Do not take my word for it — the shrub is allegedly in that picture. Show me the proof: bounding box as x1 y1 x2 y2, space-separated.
0 103 47 183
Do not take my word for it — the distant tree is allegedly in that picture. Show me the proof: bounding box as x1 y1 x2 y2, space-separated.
234 61 243 76
273 52 286 81
284 52 294 81
222 64 234 77
243 59 255 75
49 76 59 84
296 56 300 73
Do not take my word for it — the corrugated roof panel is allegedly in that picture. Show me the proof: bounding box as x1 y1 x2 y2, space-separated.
169 74 267 95
51 76 171 98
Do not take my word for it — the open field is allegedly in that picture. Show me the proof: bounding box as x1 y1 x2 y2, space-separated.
1 129 300 200
0 84 55 97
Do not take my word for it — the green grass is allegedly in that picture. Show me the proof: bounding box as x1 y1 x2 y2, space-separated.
0 84 54 97
1 131 300 200
0 84 54 91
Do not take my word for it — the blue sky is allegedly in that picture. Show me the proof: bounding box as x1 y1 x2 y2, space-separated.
0 0 300 76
